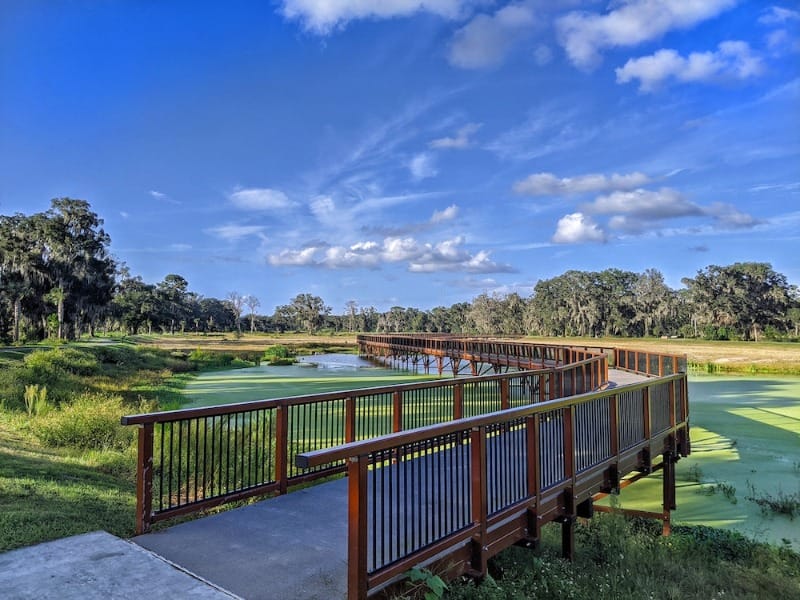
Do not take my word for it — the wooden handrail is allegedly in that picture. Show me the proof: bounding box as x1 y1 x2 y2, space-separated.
295 373 684 468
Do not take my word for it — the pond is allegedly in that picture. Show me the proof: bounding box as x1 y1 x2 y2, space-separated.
609 375 800 550
181 363 800 549
181 353 435 409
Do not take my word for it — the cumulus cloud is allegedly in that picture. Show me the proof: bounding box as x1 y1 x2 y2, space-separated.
447 3 536 69
704 202 762 229
552 213 607 244
279 0 476 34
409 152 438 180
228 187 292 211
268 246 319 266
616 41 764 92
557 0 737 69
514 171 651 196
205 224 267 241
268 235 514 273
431 204 459 223
429 123 482 149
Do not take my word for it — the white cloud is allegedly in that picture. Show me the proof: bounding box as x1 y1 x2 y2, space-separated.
268 235 514 273
514 171 651 196
552 212 607 244
616 41 764 92
588 188 702 219
557 0 737 69
409 152 438 180
228 187 292 211
758 5 800 25
170 243 192 252
704 202 761 229
205 224 267 241
447 3 536 69
431 204 459 223
149 190 179 204
279 0 477 34
409 237 515 273
268 246 319 266
429 122 482 149
120 211 129 219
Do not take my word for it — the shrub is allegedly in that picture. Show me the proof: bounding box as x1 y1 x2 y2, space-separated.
24 348 100 377
263 345 295 365
33 392 135 451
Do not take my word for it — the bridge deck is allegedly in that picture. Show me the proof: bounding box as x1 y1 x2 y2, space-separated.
132 368 648 600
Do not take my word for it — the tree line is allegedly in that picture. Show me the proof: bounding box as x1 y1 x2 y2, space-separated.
1 199 798 343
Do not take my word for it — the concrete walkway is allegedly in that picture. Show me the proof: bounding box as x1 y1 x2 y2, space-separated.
133 477 349 600
0 531 239 600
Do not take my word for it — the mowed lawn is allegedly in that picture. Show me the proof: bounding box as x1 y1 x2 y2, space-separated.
603 375 800 550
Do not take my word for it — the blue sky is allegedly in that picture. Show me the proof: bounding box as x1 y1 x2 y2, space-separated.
1 1 798 313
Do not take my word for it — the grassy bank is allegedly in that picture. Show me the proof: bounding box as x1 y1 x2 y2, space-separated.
441 514 800 599
0 343 211 550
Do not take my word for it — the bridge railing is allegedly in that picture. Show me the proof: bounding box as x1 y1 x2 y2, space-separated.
121 354 606 534
296 373 690 600
614 347 687 376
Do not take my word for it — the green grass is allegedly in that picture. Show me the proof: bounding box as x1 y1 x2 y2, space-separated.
0 412 136 552
442 515 800 600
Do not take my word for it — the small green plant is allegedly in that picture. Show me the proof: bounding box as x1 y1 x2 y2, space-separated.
745 482 800 519
24 384 51 416
404 567 448 600
700 481 737 504
684 463 703 483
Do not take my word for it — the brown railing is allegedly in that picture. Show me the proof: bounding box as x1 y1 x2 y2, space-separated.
615 347 687 376
121 353 607 534
296 373 690 599
358 334 611 376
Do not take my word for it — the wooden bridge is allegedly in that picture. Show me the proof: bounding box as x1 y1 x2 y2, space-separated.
122 335 690 599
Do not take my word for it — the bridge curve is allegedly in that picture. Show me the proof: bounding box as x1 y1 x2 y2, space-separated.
123 337 690 600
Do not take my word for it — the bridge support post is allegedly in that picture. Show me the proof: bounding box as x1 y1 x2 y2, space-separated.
662 451 676 536
560 517 576 561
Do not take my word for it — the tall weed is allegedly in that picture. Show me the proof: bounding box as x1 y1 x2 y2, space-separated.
33 392 135 451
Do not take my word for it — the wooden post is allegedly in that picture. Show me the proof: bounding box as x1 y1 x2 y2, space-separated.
135 423 154 535
275 404 289 494
470 426 488 576
392 391 403 433
345 396 356 442
500 379 509 410
347 456 369 600
454 382 464 420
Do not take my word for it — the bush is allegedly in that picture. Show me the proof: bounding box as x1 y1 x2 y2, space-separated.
24 348 100 377
33 392 135 451
263 345 295 365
